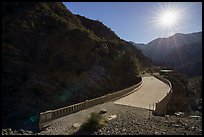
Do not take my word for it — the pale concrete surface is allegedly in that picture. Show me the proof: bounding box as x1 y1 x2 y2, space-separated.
114 76 170 110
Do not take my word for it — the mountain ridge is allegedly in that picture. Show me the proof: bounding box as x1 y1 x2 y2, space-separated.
133 31 202 77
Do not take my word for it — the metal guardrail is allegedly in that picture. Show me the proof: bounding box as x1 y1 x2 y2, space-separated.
39 77 143 131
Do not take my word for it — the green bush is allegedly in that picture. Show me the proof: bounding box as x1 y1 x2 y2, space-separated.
81 112 108 132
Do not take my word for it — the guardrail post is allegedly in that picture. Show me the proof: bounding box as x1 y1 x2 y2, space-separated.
107 94 110 100
84 100 88 108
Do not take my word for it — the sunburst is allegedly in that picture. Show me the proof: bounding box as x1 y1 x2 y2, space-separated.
144 2 189 37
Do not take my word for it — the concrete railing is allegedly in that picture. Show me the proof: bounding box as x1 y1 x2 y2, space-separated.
153 75 173 116
39 77 142 131
153 75 172 89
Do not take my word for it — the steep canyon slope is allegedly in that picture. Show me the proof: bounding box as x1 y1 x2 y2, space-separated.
2 2 152 129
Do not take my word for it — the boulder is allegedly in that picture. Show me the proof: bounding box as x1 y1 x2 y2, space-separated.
189 115 201 119
99 109 107 114
107 115 117 121
175 112 184 116
72 123 81 128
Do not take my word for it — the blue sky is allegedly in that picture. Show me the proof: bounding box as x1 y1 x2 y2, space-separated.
63 2 202 44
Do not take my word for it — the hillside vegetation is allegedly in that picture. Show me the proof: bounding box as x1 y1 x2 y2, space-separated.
2 2 152 130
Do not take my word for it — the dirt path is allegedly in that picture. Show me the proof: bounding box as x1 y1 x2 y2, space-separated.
114 76 170 110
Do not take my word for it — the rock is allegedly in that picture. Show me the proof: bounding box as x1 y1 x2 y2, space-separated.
184 132 188 135
175 112 184 116
154 131 160 135
2 130 7 135
162 131 166 135
172 124 180 128
99 109 107 114
184 126 189 130
19 129 25 134
107 115 117 121
72 123 81 128
98 129 102 133
4 128 12 135
189 115 201 119
191 126 195 130
184 123 188 126
165 115 170 119
7 128 12 132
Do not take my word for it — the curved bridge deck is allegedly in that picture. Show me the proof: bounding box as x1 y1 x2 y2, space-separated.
114 76 170 110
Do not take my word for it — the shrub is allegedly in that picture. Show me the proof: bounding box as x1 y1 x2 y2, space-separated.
80 112 108 132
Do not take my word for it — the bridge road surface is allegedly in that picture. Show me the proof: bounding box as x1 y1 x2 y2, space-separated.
114 76 170 110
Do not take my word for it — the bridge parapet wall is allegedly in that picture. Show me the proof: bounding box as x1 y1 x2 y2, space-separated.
39 77 142 131
153 75 173 116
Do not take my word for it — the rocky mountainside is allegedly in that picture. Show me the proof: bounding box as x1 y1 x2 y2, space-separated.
76 14 153 69
134 32 202 77
129 41 146 50
2 2 152 130
164 41 202 77
187 76 202 112
75 14 120 42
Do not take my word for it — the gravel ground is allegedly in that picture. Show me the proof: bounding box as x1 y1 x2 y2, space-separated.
92 107 202 135
2 101 202 135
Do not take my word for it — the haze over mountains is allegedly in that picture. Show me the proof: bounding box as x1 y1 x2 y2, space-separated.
2 2 152 129
131 32 202 77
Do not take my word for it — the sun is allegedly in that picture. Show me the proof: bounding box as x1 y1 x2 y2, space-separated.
159 10 178 27
144 2 187 36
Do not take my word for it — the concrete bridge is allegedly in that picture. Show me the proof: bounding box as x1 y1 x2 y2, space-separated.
114 76 170 110
39 74 172 130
